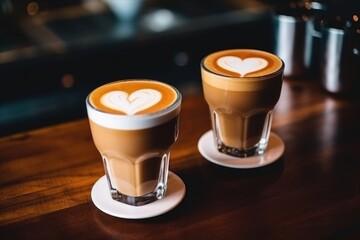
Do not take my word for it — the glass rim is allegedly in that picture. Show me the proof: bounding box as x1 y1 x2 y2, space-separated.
200 49 285 81
86 79 182 119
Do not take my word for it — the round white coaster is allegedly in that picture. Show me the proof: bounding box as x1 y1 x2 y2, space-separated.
198 130 285 169
91 171 186 219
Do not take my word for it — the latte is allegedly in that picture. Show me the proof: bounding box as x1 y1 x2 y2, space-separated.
89 80 178 116
86 80 181 205
201 49 284 157
202 49 283 91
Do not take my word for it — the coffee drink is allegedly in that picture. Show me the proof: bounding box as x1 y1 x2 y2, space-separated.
201 49 284 157
86 79 181 206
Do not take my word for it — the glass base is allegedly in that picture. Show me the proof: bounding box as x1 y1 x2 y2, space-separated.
102 153 170 207
217 143 266 158
110 184 167 206
217 135 269 158
213 110 273 158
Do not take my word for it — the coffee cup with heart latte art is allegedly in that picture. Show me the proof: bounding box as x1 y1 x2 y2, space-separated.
86 79 182 206
201 49 284 157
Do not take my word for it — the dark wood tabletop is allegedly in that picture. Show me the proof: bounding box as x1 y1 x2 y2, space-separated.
1 79 360 240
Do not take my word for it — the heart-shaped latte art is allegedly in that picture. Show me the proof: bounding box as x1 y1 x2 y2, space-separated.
217 56 268 77
101 89 162 115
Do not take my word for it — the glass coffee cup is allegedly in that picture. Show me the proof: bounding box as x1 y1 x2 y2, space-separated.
86 79 182 206
201 49 284 158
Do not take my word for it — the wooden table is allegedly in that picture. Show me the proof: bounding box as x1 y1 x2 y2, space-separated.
1 79 360 240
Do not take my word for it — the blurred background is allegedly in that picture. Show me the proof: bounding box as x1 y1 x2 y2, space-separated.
0 0 356 136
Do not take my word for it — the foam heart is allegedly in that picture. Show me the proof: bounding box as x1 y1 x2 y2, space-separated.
101 89 161 115
217 56 268 77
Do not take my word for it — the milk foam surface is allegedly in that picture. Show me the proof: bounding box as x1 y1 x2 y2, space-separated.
101 89 162 115
202 49 284 91
87 80 181 130
203 49 283 78
217 56 269 77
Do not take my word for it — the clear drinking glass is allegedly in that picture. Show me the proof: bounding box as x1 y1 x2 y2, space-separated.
86 79 182 206
201 49 284 157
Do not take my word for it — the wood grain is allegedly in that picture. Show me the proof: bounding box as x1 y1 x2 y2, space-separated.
1 79 360 240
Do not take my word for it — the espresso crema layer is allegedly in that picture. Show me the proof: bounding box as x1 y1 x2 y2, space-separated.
202 49 284 91
87 80 181 130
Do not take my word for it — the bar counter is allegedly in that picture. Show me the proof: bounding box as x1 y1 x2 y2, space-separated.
1 79 360 239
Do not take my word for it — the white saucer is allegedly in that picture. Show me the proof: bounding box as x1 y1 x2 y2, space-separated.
91 171 186 219
198 130 285 169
